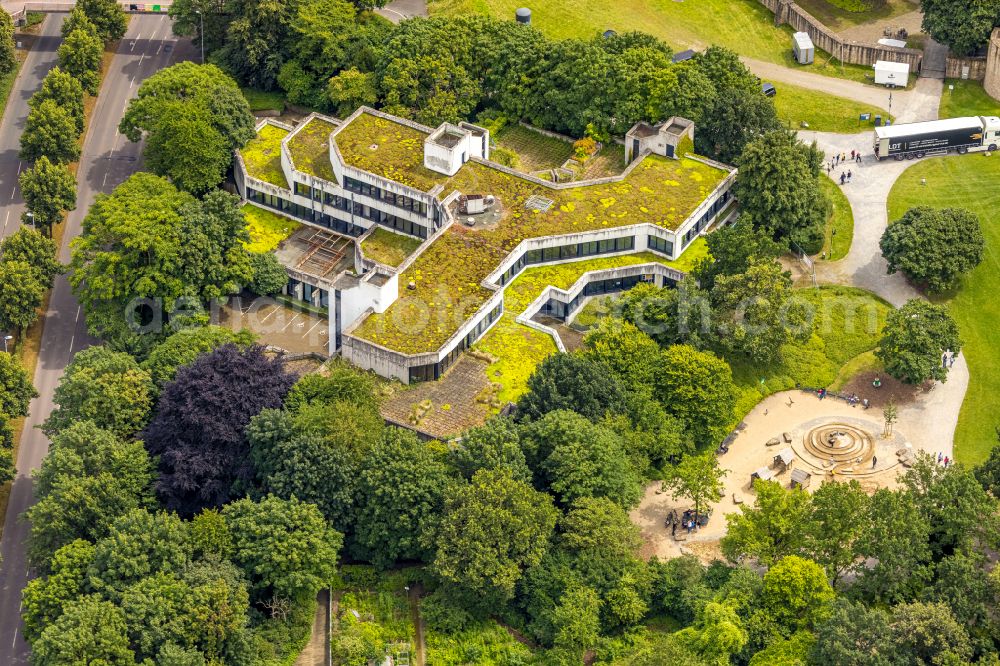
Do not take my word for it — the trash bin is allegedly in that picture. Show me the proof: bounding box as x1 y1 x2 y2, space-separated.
874 115 883 127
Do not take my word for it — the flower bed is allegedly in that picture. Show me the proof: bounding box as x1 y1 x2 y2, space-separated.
240 124 290 189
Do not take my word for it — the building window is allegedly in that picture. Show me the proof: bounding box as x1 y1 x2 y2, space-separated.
648 235 674 256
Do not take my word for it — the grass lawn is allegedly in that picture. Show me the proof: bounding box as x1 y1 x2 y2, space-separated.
430 0 879 82
728 285 890 422
939 79 1000 120
887 154 1000 464
774 81 891 133
361 227 423 267
818 176 854 260
243 205 301 253
793 0 919 31
494 124 574 172
241 87 287 113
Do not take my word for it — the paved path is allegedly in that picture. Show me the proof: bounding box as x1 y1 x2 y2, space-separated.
0 14 63 240
376 0 427 23
0 15 192 661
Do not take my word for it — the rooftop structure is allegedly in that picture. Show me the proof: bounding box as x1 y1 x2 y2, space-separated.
235 107 737 384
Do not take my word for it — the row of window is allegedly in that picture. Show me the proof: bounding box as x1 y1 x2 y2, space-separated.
498 235 637 287
408 302 503 383
344 176 429 215
540 272 670 321
683 189 732 247
248 188 366 237
353 203 430 239
647 235 674 256
285 278 330 309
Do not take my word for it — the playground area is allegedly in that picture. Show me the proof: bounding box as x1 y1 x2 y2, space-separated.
631 387 947 562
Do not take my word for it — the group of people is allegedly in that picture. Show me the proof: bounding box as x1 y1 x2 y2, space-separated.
936 451 952 467
815 387 870 409
827 149 863 185
942 349 959 368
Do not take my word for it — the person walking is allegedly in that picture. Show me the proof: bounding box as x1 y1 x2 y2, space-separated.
938 451 943 463
944 456 950 467
851 149 856 160
872 455 877 468
856 152 862 164
847 169 852 183
841 152 846 162
840 172 846 185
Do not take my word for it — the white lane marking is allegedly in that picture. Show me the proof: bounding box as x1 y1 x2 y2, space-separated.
3 210 9 235
305 320 322 337
69 335 74 352
75 306 81 323
16 161 22 175
12 626 17 648
102 172 109 188
281 314 302 332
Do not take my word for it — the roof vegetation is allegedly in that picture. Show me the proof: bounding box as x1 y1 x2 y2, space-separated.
243 205 301 254
239 124 290 189
333 112 447 191
287 117 338 181
361 228 423 268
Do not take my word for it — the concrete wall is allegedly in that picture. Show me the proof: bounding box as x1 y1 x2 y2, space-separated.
987 29 1000 102
761 0 923 70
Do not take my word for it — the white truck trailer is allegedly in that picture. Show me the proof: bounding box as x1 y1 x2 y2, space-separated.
873 116 1000 160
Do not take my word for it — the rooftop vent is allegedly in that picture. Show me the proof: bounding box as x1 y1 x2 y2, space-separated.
515 7 531 24
524 194 554 212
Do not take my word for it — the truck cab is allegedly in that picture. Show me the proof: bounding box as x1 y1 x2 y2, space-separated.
982 116 1000 151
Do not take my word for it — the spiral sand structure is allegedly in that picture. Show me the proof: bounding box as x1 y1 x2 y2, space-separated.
802 423 876 476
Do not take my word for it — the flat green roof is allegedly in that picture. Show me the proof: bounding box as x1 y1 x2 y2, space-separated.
243 204 301 254
240 124 289 189
287 117 338 182
334 112 447 191
361 227 423 268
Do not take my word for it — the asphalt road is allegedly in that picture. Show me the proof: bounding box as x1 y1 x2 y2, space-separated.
0 14 193 660
0 14 64 239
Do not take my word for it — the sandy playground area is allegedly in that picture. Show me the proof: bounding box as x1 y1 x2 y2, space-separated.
631 388 950 562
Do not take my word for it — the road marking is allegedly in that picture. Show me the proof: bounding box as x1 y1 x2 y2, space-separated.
305 320 322 337
69 335 74 352
102 172 109 188
16 160 21 175
3 210 9 235
12 626 17 648
260 306 278 324
282 314 302 332
75 306 81 323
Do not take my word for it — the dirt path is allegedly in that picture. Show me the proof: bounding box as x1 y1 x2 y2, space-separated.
409 583 426 666
294 589 330 666
742 56 906 108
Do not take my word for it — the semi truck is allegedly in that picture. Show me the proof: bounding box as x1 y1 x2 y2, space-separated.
873 115 1000 160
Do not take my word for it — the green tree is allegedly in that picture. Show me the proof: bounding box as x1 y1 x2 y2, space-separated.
43 346 154 438
57 27 103 95
0 10 16 77
852 488 932 604
712 258 810 365
662 451 726 523
19 98 81 163
120 62 255 192
142 325 255 388
695 87 782 164
875 299 961 384
433 468 558 604
616 277 712 350
31 595 136 666
0 260 45 333
283 362 377 410
811 598 894 666
352 428 457 567
736 131 828 253
927 548 1000 658
1 227 62 287
974 432 1000 497
448 416 531 482
517 352 628 423
327 68 378 116
762 556 834 632
675 601 749 666
62 6 100 39
803 480 869 586
656 344 737 447
694 220 784 292
249 251 289 296
881 206 985 293
223 494 342 600
921 0 1000 55
889 602 973 665
19 156 77 235
722 479 811 567
31 67 85 134
0 350 37 418
22 539 96 643
382 54 481 126
581 317 663 388
551 586 601 660
78 0 128 42
87 508 191 600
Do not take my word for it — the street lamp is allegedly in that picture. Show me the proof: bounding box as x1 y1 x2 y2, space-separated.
25 211 34 230
2 335 12 353
195 10 204 64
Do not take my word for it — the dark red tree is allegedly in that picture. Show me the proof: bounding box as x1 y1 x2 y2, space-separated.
143 344 294 515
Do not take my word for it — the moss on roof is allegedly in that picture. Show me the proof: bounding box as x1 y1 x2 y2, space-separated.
240 124 289 189
243 205 301 254
334 112 447 191
361 228 423 268
287 117 338 182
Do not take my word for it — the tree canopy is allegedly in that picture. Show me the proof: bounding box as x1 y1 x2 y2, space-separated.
881 206 985 293
875 299 961 384
920 0 1000 55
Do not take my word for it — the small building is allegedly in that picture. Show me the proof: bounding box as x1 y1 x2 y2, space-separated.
625 117 695 162
874 60 909 87
773 447 796 473
792 32 814 65
751 466 775 484
790 468 812 489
